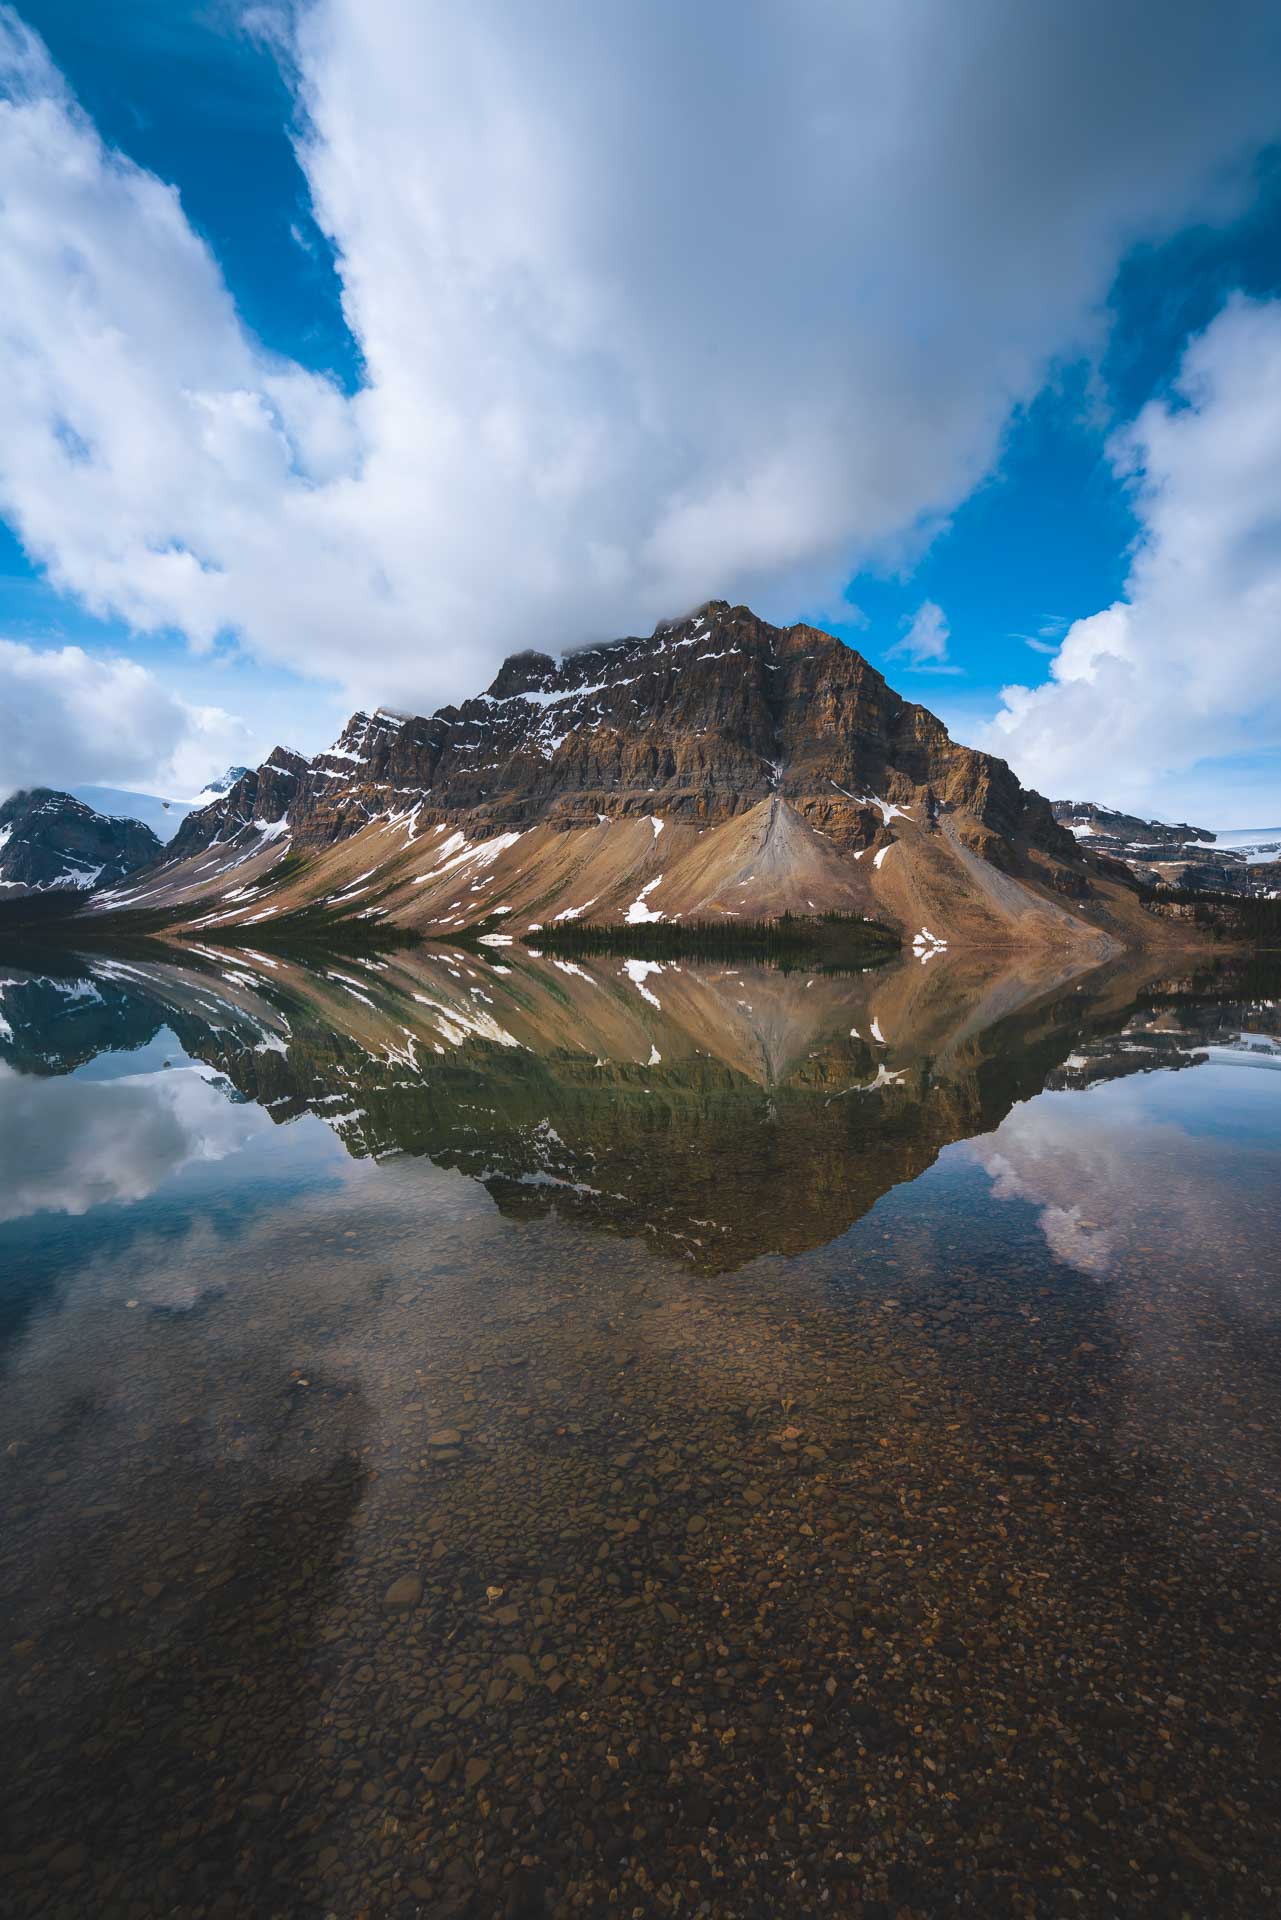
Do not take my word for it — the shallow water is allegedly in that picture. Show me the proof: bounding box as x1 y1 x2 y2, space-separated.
1 941 1279 1919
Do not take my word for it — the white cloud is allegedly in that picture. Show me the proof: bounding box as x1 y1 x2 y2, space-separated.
887 600 958 673
0 638 241 799
2 2 1281 724
986 296 1281 820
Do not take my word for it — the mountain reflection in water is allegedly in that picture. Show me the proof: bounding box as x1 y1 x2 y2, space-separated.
0 942 1279 1919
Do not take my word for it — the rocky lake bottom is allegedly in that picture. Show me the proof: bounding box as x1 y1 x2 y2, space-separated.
0 940 1278 1919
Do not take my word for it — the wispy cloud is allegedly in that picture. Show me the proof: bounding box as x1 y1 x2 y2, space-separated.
1010 616 1069 657
886 600 963 674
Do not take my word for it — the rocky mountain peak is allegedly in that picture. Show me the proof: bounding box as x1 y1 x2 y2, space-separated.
264 746 309 776
652 597 732 637
111 598 1130 950
191 765 251 803
158 599 1084 875
487 650 559 699
0 788 161 897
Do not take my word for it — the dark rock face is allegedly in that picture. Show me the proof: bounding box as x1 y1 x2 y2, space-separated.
168 747 311 862
172 604 1078 868
1052 801 1280 895
1051 801 1215 848
0 790 161 895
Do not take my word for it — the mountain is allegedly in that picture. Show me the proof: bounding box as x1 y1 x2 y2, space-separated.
95 602 1163 951
1052 800 1215 848
186 765 253 809
72 767 251 844
1053 801 1281 895
0 790 162 898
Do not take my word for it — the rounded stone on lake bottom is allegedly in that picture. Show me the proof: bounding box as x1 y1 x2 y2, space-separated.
384 1572 423 1610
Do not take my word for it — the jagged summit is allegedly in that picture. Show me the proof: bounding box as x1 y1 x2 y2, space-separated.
92 601 1168 952
487 649 559 697
188 765 251 807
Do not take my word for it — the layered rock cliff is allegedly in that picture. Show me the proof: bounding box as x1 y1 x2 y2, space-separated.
175 604 1073 860
97 603 1149 951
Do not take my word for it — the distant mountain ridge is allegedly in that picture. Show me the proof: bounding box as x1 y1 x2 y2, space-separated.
0 789 161 897
188 766 253 807
88 601 1170 955
1052 800 1281 895
72 767 250 843
1051 800 1215 849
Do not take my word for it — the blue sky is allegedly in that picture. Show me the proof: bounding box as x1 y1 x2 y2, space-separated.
3 2 1281 822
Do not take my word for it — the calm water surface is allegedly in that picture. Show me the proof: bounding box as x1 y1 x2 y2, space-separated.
1 941 1278 1920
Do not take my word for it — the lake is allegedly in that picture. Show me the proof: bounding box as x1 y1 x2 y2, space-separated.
1 940 1278 1918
